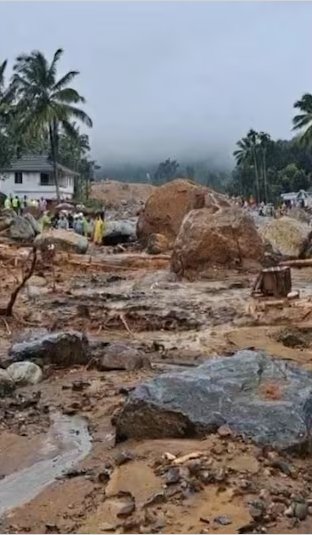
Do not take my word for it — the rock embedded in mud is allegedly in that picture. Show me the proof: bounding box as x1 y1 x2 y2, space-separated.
146 233 170 255
6 331 89 368
0 369 15 397
9 214 36 241
276 328 308 349
115 350 312 451
34 229 88 254
97 342 151 371
171 207 264 279
7 361 43 386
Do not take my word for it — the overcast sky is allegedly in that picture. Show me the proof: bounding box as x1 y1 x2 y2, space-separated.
0 1 311 166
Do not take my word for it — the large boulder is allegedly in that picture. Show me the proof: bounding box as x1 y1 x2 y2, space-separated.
137 179 230 243
4 331 89 368
34 229 88 254
7 361 43 386
171 207 264 278
115 350 312 451
24 213 41 235
104 219 137 246
259 217 310 259
97 342 151 371
9 215 35 241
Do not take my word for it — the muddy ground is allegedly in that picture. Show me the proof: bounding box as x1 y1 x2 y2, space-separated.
2 243 312 533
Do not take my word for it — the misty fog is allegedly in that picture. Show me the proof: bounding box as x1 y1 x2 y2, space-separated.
0 1 311 168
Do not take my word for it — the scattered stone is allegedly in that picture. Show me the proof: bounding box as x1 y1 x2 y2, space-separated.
218 425 232 437
114 450 135 466
97 342 151 371
270 459 293 477
293 501 308 520
45 523 60 534
114 491 136 518
6 331 89 368
143 492 167 508
249 499 266 520
165 467 181 485
172 452 203 465
99 523 117 532
146 233 170 255
98 469 111 484
115 350 312 451
0 369 15 397
163 452 176 461
214 515 232 526
35 229 88 254
7 361 43 386
277 328 308 349
171 207 264 278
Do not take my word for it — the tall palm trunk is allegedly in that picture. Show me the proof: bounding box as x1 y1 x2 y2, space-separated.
252 147 260 204
49 122 60 201
262 148 268 204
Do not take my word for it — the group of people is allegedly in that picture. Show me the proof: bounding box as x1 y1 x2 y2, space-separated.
4 194 47 214
42 210 105 245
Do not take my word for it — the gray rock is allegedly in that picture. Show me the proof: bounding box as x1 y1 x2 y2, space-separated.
293 501 308 520
9 215 35 241
7 361 43 386
24 213 41 235
34 230 88 255
5 331 89 368
115 350 312 451
0 369 15 397
214 516 232 526
97 342 151 371
105 219 137 241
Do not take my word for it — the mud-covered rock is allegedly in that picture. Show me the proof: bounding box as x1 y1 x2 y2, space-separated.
0 369 15 397
137 179 230 243
259 217 310 259
115 350 312 451
5 331 89 368
24 213 41 235
34 229 88 254
7 361 43 386
171 207 264 278
9 215 35 241
146 233 170 255
97 342 151 371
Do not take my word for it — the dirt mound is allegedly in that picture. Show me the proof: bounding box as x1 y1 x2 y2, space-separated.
259 217 310 259
92 180 155 208
171 207 264 279
137 179 230 243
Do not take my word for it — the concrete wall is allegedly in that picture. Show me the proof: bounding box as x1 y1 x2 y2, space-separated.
0 172 74 200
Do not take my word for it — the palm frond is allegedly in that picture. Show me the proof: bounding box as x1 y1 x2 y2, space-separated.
59 104 93 127
52 71 79 92
52 88 84 104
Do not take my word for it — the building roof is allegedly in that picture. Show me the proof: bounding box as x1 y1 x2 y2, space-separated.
0 154 79 176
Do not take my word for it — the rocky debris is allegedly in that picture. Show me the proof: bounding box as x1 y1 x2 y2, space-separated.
171 208 264 279
96 342 151 371
146 233 170 255
137 179 230 243
24 213 41 235
259 217 311 259
115 350 312 451
214 515 232 525
287 207 311 225
103 219 137 246
276 328 308 348
105 491 136 518
9 215 35 241
5 331 89 368
114 450 135 466
7 361 43 386
0 369 15 397
34 229 88 255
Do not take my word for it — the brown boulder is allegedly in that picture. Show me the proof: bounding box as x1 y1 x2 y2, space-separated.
146 233 170 255
97 343 151 371
171 207 264 279
137 179 230 243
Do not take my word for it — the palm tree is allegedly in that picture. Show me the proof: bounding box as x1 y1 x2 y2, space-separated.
293 93 312 146
11 48 92 199
233 129 261 203
258 132 271 203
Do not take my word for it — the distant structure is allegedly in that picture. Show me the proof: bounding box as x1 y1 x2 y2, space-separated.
0 154 79 200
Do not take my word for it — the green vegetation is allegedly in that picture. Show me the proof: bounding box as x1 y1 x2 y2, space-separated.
0 49 93 200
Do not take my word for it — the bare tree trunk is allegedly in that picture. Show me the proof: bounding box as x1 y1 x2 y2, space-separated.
49 123 60 201
252 148 260 204
263 149 268 204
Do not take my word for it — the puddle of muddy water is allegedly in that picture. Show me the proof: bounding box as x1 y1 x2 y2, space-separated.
0 412 92 517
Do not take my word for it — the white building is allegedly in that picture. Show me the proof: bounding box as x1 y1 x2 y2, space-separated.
0 154 79 200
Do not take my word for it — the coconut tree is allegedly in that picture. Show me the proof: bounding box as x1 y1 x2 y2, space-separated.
293 93 312 146
233 129 261 203
258 131 271 203
11 48 92 199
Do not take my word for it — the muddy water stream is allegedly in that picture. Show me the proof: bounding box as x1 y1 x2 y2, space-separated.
0 412 92 517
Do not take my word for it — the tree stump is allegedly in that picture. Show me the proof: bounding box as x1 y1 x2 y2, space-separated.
252 266 292 298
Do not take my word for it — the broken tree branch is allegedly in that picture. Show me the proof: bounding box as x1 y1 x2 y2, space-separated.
0 247 37 317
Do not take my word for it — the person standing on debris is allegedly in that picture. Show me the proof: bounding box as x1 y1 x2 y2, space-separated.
39 197 47 213
4 196 11 209
57 212 69 230
93 213 104 245
12 195 19 214
41 211 51 231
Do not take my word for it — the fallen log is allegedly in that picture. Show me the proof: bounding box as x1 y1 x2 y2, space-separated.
279 259 312 268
